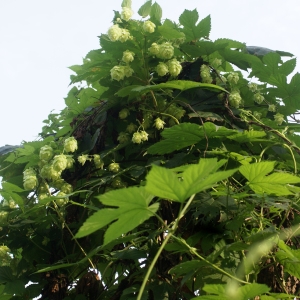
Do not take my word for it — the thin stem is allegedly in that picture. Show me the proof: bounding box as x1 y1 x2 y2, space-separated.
50 194 96 270
137 194 196 300
177 239 250 285
282 143 297 174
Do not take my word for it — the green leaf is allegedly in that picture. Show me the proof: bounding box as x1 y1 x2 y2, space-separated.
158 19 185 39
219 48 260 71
145 158 237 202
138 0 152 17
75 187 159 245
227 130 267 143
169 260 208 277
115 85 142 97
179 9 199 41
239 162 300 196
276 240 300 278
1 182 23 193
131 80 227 94
35 263 78 273
0 267 14 284
3 280 25 296
150 2 162 22
278 58 297 76
196 15 211 39
148 122 236 155
235 283 269 300
121 0 132 8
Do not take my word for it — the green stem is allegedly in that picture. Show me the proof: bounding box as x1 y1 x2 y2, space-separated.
140 108 180 125
137 194 196 300
283 143 297 174
172 237 250 285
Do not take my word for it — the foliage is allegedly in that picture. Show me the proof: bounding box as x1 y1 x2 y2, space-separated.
1 0 300 299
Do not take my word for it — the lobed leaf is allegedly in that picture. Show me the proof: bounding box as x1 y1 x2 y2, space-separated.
75 187 159 245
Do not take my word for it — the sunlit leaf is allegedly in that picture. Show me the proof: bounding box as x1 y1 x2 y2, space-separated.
145 158 237 202
239 162 300 195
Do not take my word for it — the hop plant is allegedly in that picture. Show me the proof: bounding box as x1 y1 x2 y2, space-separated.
23 168 37 190
52 178 65 189
211 58 222 69
39 145 54 161
65 155 75 169
148 43 160 56
126 123 138 133
111 176 124 188
117 132 130 143
274 113 284 125
132 132 142 144
110 65 125 81
121 7 134 21
40 164 61 181
64 137 78 153
156 62 169 76
93 154 104 169
158 42 174 59
200 65 213 84
249 83 258 92
107 24 122 41
227 72 239 84
122 50 135 63
60 183 73 194
52 154 68 172
253 111 262 119
0 245 11 266
38 193 49 201
140 130 149 141
254 93 265 104
229 91 242 108
143 20 156 33
119 28 131 42
168 59 182 77
109 162 120 173
55 192 69 207
268 104 276 112
78 154 91 166
0 211 8 226
154 117 166 130
166 104 185 120
124 65 134 77
119 108 130 119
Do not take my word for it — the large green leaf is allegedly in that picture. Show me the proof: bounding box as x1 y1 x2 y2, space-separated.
149 2 162 22
145 158 237 202
239 162 300 195
147 122 236 155
227 130 267 143
75 187 159 245
132 80 227 93
275 240 300 278
158 19 185 40
193 283 270 300
138 0 152 17
179 10 210 41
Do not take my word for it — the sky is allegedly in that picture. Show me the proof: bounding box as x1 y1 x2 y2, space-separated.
0 0 299 147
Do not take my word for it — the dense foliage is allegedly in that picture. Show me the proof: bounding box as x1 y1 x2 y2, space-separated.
2 0 300 299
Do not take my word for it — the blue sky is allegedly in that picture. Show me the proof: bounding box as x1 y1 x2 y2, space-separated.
1 0 299 146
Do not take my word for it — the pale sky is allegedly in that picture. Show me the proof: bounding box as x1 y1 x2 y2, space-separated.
1 0 299 147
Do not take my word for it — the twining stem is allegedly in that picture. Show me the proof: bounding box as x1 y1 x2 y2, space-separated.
171 236 250 285
49 191 96 270
137 194 196 300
